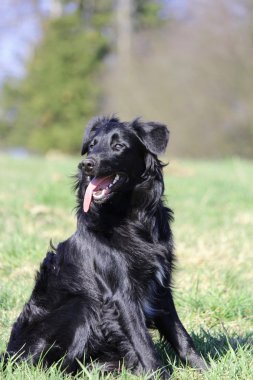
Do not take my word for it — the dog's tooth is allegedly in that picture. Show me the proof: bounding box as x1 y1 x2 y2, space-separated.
113 174 120 184
93 189 106 200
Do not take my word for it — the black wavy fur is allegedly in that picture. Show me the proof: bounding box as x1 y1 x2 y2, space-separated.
4 116 207 378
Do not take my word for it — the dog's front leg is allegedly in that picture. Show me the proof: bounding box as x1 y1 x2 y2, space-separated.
110 299 169 379
155 293 208 371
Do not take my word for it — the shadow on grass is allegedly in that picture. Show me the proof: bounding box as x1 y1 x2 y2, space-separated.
155 328 253 370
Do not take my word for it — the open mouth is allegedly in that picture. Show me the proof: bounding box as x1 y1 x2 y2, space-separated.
83 173 127 212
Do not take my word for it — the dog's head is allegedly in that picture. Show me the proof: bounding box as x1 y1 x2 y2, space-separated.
77 116 169 214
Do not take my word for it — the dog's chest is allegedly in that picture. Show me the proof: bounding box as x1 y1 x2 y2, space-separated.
92 245 160 296
92 248 129 293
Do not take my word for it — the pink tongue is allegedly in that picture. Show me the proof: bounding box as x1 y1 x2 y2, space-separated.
83 176 112 213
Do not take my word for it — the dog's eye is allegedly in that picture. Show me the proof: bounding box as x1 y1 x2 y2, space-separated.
114 143 125 151
89 141 96 150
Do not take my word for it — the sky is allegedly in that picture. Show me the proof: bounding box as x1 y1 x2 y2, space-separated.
0 0 52 84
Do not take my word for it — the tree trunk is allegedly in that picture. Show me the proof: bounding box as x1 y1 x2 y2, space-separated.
116 0 133 65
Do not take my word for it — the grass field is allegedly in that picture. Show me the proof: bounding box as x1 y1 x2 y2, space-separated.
0 154 252 379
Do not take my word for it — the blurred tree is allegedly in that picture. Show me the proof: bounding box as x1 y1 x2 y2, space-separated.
103 0 253 158
116 0 133 65
116 0 162 64
134 0 161 28
0 1 109 153
0 0 162 154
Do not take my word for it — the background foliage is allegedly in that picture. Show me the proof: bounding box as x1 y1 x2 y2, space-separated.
0 4 109 153
0 0 253 156
0 0 160 154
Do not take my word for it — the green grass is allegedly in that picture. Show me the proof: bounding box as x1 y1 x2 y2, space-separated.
0 154 252 379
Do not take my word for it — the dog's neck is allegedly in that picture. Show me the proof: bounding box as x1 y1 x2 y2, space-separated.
77 175 165 237
77 190 131 231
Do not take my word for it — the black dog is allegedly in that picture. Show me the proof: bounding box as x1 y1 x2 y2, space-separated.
5 116 206 377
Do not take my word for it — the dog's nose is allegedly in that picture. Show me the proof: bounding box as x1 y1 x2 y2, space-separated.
80 158 96 174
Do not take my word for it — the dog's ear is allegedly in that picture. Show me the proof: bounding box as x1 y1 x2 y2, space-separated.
131 119 170 155
81 116 120 155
